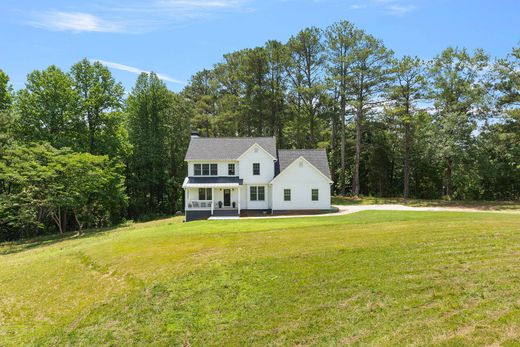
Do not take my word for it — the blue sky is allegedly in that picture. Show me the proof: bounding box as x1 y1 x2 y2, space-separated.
1 0 518 93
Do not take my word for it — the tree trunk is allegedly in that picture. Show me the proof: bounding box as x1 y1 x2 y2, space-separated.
352 107 362 196
87 112 95 154
403 122 411 199
74 211 83 236
445 157 453 198
340 103 346 196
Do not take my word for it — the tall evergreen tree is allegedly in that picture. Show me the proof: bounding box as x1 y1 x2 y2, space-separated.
325 20 362 194
346 33 393 195
127 72 191 216
387 56 426 198
265 40 289 146
428 47 489 198
286 27 326 148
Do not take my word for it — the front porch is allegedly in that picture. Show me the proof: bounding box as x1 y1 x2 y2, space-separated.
182 177 243 220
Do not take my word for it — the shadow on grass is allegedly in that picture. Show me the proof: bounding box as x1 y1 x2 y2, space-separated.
0 213 188 256
0 223 132 256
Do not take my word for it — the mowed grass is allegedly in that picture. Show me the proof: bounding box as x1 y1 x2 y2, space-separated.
1 212 520 346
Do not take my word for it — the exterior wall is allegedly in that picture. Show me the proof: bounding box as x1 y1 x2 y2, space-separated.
244 184 270 210
271 159 331 210
187 160 239 177
239 186 248 210
238 145 275 184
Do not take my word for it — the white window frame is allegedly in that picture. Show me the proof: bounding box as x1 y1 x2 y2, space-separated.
311 188 319 201
250 186 265 201
253 163 260 176
284 189 291 201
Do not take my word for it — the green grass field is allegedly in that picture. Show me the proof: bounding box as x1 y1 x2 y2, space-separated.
2 211 520 346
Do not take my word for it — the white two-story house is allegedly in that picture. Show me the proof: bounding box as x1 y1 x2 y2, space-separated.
182 136 333 221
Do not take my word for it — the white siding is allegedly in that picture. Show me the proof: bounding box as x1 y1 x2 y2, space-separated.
187 161 239 177
238 145 275 184
240 186 248 210
271 158 331 210
245 184 270 210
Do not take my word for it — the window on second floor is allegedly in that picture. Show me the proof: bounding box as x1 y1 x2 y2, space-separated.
253 163 260 175
194 163 218 176
250 186 265 201
228 163 235 176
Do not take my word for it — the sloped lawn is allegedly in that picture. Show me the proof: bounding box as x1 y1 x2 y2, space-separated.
1 211 520 346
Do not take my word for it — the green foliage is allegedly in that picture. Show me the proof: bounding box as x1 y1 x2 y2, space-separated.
3 24 520 241
0 69 13 112
14 66 81 149
127 72 191 216
70 58 127 157
0 143 127 241
428 47 490 198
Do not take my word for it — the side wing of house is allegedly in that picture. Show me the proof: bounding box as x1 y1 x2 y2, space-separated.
271 156 332 211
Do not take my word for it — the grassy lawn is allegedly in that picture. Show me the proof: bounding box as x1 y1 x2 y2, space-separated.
332 196 520 211
1 211 520 346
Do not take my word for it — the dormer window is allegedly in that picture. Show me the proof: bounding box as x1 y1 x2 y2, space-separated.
253 163 260 175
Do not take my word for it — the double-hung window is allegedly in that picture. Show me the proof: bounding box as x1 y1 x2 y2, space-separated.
198 188 212 200
210 164 218 176
194 164 201 176
195 163 217 176
253 163 260 175
284 189 291 201
250 186 265 201
228 163 235 176
311 189 319 201
202 164 210 176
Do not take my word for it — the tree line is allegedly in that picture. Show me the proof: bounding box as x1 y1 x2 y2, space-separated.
0 20 518 240
184 21 519 200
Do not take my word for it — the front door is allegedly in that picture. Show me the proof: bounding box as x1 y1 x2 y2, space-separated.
223 189 231 207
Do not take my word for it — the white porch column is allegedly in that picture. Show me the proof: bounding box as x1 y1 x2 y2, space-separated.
211 187 214 215
184 188 188 211
238 187 241 215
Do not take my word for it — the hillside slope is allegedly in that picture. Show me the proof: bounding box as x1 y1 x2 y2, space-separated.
1 211 520 346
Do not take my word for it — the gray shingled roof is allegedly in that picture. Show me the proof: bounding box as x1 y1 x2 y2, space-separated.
185 137 277 160
277 149 331 180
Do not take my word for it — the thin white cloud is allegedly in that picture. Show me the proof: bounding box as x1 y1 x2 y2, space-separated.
28 11 127 33
91 59 186 84
350 0 417 16
26 0 248 33
385 4 416 15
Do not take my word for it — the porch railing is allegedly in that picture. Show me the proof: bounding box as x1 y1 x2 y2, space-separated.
187 200 213 210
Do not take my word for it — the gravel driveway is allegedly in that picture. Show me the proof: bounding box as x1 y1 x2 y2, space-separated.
240 204 515 220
